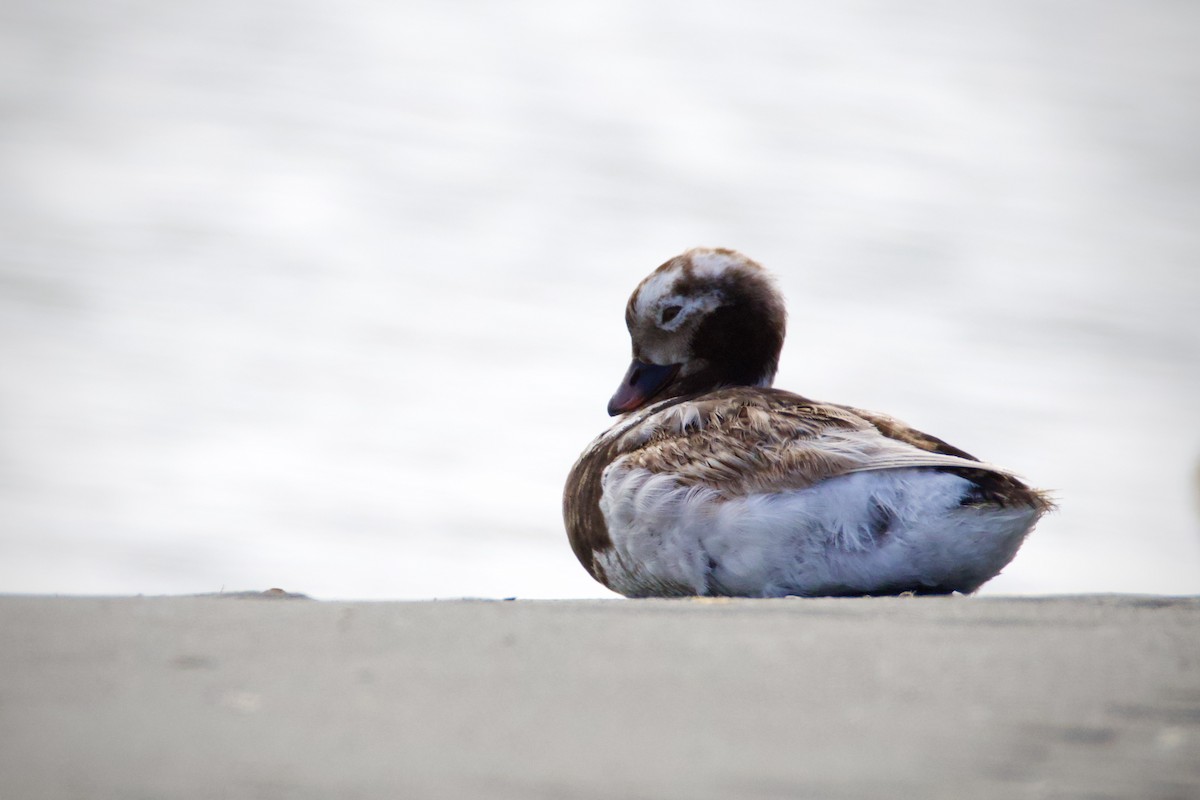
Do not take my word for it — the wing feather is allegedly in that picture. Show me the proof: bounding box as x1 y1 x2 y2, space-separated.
615 387 1024 500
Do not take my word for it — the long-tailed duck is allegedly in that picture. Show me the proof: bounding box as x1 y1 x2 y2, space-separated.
563 248 1051 598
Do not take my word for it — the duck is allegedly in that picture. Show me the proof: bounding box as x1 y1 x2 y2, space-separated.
563 247 1051 598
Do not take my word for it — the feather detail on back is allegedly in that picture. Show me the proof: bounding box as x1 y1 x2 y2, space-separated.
606 387 1047 509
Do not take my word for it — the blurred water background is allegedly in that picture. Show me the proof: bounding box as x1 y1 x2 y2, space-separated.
2 1 1198 599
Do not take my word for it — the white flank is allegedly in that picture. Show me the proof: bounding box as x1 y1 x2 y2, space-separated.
596 466 1037 597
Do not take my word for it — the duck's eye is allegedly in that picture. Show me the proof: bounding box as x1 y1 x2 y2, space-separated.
660 305 682 325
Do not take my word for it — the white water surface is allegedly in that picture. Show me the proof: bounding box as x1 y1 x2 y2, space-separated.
2 1 1198 598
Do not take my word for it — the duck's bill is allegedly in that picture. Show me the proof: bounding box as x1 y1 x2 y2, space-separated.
607 360 681 416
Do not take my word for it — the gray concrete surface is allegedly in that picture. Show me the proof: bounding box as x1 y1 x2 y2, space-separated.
1 594 1197 799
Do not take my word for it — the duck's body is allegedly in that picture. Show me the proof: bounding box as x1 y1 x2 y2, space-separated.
563 248 1050 598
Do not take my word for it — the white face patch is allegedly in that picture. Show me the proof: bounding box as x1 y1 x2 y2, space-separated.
633 258 725 333
632 267 680 321
654 292 723 332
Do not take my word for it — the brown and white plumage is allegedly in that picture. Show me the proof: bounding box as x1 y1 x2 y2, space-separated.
563 248 1051 598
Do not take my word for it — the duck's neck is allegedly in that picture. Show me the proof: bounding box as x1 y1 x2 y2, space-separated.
675 302 783 395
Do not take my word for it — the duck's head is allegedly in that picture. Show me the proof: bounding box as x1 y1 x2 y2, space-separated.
607 247 787 416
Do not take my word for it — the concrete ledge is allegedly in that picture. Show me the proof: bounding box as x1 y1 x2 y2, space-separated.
2 595 1198 799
